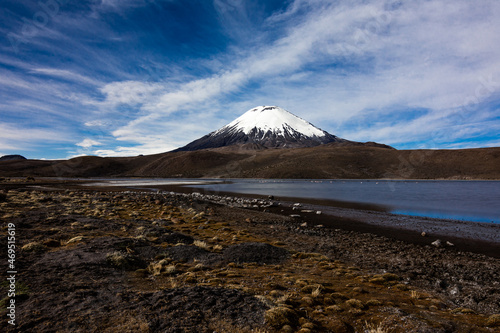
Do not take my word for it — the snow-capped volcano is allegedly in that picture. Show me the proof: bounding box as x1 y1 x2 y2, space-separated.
175 106 345 151
216 106 327 137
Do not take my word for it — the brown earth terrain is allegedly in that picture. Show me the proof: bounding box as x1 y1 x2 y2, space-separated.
1 178 500 332
1 145 500 179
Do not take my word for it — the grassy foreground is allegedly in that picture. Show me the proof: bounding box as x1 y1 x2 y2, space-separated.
1 185 499 332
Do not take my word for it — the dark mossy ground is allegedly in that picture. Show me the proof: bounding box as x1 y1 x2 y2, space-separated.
1 183 499 332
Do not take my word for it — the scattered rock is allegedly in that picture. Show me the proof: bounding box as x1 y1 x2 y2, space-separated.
431 239 443 247
421 232 427 237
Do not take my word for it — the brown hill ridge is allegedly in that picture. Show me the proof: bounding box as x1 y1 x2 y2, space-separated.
1 145 499 179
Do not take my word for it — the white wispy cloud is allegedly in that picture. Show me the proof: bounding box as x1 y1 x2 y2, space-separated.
99 81 165 107
30 68 102 86
0 123 72 151
3 0 500 158
96 0 498 154
76 138 102 148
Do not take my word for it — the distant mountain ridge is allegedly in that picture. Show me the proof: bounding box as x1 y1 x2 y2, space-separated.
1 146 500 180
175 106 346 151
0 154 26 161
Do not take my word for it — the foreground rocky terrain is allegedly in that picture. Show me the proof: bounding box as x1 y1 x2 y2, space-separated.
1 179 500 332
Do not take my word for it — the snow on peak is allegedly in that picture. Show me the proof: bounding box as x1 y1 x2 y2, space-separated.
216 106 327 138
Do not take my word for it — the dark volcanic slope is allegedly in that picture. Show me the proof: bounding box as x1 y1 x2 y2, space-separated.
175 106 348 151
0 154 26 161
174 127 345 151
1 145 500 180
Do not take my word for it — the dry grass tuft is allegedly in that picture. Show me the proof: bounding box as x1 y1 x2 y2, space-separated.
264 306 298 328
311 286 322 298
194 240 210 250
276 293 292 305
169 277 178 288
345 298 365 309
326 305 343 313
148 259 176 276
255 295 275 308
366 299 382 307
213 244 224 252
21 242 46 252
369 273 400 285
292 252 329 260
364 321 390 333
410 290 420 300
486 314 500 327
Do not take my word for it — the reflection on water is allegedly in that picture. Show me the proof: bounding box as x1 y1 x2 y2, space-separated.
85 179 224 187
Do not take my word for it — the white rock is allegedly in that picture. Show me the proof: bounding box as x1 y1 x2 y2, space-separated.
431 239 442 247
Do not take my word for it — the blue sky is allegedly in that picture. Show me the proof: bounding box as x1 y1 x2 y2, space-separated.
1 0 500 159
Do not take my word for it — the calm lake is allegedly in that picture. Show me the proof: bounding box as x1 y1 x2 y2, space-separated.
185 179 500 224
91 179 500 224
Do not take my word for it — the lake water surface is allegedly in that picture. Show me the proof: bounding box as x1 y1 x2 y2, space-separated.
185 179 500 224
89 178 500 224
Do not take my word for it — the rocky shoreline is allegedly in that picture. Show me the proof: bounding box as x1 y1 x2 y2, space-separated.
157 189 500 255
1 179 500 332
